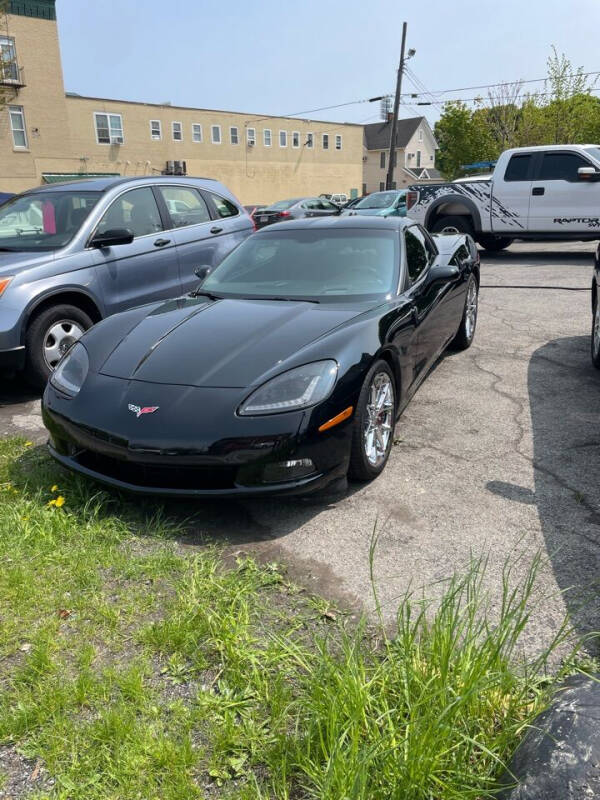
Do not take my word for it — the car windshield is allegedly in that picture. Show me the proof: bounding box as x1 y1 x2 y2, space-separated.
356 191 404 210
0 190 102 251
584 147 600 165
202 229 399 303
266 199 300 211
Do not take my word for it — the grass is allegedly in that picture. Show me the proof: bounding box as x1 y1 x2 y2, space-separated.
0 436 591 799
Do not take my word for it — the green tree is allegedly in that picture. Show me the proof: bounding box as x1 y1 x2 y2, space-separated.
434 103 495 180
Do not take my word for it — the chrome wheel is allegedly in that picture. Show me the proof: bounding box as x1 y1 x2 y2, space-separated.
43 319 84 369
594 302 600 357
465 279 478 341
363 372 394 467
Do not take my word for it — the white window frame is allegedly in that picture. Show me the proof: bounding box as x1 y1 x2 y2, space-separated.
335 134 342 151
246 127 256 146
292 131 300 148
322 133 329 150
0 36 19 83
279 130 287 148
192 123 202 143
211 124 222 144
94 112 124 145
172 121 183 142
150 120 162 141
230 126 239 145
306 132 314 149
9 105 27 149
263 128 272 147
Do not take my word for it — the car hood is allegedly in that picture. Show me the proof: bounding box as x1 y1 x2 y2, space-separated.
98 296 363 388
0 249 55 277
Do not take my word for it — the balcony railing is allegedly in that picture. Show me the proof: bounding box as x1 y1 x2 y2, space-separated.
0 62 25 88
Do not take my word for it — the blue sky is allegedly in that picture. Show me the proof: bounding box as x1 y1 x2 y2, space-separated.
57 0 600 127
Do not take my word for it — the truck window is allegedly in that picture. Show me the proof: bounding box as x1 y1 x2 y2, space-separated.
539 152 591 181
504 154 533 181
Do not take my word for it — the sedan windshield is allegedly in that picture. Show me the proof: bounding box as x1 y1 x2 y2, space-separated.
0 190 102 251
355 191 404 210
201 229 399 302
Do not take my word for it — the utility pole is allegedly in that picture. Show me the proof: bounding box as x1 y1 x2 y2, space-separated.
386 21 407 191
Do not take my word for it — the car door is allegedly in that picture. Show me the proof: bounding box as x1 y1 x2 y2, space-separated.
91 186 181 315
154 185 218 296
404 225 453 378
528 150 600 233
489 151 534 233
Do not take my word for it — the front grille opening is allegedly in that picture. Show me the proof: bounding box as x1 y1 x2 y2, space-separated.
75 450 238 490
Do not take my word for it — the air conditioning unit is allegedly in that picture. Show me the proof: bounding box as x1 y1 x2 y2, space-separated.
165 160 175 174
173 160 187 176
110 136 123 145
362 155 368 162
247 140 255 147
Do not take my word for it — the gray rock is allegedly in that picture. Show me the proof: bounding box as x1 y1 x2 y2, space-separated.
497 674 600 799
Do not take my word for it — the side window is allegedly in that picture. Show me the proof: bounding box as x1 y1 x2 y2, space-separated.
159 187 210 229
207 192 239 219
450 244 470 266
421 226 438 262
97 187 162 238
504 154 533 182
404 227 429 284
539 152 592 181
320 200 338 211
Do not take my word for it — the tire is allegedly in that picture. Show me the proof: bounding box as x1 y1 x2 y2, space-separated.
25 304 93 389
477 234 512 252
431 215 474 237
348 360 396 482
591 295 600 369
450 275 479 351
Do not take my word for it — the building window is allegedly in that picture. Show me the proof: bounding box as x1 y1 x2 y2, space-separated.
379 181 385 191
263 128 272 147
172 121 183 141
192 123 202 142
306 132 313 148
418 128 423 142
416 150 421 167
322 133 329 150
94 112 123 145
362 183 367 195
230 126 239 145
9 105 27 148
380 151 386 169
292 131 300 148
391 181 397 189
279 130 287 147
247 127 256 146
0 37 19 82
335 135 342 150
150 120 161 140
211 125 221 144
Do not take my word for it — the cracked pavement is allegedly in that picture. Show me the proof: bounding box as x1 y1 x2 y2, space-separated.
1 241 599 656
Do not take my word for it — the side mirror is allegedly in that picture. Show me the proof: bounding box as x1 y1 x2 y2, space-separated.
578 166 600 181
91 228 134 248
194 265 212 282
427 264 460 285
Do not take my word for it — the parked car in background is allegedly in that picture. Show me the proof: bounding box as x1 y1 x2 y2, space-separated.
407 144 600 251
0 176 252 387
343 196 367 210
244 204 267 219
254 197 341 228
0 192 15 205
342 189 407 218
330 193 348 206
42 216 480 498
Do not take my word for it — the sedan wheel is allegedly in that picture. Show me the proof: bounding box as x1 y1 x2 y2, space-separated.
450 275 479 351
591 298 600 369
349 360 396 481
43 319 84 370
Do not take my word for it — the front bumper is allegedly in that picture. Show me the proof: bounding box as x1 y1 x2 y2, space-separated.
42 376 353 498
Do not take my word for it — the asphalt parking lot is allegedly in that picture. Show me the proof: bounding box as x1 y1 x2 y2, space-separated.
2 241 599 655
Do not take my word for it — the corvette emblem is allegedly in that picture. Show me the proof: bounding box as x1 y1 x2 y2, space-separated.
128 403 159 418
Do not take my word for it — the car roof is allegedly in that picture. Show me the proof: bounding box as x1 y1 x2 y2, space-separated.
20 175 221 195
256 216 413 233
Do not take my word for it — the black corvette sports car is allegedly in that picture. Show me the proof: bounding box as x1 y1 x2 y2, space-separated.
42 217 479 497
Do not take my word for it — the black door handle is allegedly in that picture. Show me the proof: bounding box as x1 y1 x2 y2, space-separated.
153 238 171 247
532 187 545 196
210 226 223 234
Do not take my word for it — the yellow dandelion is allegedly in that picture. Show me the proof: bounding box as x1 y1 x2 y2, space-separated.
51 485 59 493
24 441 32 447
54 496 65 508
47 499 57 507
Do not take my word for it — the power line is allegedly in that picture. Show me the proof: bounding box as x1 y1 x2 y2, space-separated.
401 85 600 107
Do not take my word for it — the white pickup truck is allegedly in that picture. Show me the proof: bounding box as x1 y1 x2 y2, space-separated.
406 144 600 251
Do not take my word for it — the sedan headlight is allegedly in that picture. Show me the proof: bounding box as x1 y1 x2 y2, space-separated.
50 342 89 397
238 360 338 416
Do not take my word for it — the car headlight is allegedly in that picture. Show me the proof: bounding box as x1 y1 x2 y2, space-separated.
0 276 13 298
238 360 338 416
50 342 89 397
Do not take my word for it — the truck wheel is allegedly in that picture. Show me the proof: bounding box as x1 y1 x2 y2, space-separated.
431 215 474 236
478 234 513 251
25 304 93 390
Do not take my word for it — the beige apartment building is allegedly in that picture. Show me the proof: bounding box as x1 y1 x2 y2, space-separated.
362 117 440 194
0 1 364 203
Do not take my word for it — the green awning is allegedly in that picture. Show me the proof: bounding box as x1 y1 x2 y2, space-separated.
42 173 120 184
